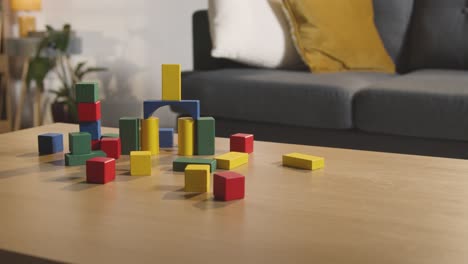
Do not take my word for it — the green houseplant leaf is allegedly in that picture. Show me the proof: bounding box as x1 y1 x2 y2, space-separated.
27 24 107 123
26 57 54 89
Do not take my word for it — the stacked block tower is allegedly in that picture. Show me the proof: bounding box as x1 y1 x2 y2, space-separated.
65 82 107 166
76 83 102 144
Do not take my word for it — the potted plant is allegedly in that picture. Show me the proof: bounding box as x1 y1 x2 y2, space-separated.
27 24 106 123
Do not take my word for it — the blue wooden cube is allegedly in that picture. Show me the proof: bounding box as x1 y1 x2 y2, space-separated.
159 128 174 148
79 120 101 140
38 133 63 155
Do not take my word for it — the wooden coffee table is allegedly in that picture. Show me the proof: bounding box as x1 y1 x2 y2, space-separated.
1 123 468 263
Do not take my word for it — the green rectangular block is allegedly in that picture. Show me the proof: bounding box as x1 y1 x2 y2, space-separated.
75 82 99 103
173 157 216 172
119 117 140 155
196 117 215 155
65 151 106 166
101 133 119 139
69 132 91 155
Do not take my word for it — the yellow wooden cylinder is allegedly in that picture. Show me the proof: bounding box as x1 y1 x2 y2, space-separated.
178 117 194 156
141 117 159 155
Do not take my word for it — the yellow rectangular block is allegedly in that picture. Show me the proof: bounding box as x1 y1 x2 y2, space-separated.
184 164 210 192
282 152 325 170
215 152 249 170
162 64 181 100
141 117 159 155
178 117 194 156
130 151 152 176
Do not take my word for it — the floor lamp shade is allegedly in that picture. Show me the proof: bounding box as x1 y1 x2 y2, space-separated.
11 0 42 37
11 0 42 11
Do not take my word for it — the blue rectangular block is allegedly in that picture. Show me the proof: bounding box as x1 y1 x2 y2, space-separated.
143 100 200 120
159 128 174 148
79 120 101 140
38 133 63 155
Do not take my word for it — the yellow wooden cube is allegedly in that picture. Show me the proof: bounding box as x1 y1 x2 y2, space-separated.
130 151 152 176
282 152 325 170
178 117 194 156
162 64 181 100
215 152 249 170
184 164 210 192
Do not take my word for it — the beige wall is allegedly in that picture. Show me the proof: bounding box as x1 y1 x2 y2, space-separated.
14 0 208 128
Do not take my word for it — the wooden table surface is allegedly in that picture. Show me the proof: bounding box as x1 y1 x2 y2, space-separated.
1 123 468 263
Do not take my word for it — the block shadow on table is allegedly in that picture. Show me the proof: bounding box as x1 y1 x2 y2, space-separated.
162 187 201 200
0 248 63 264
193 198 236 210
0 163 63 180
46 171 83 183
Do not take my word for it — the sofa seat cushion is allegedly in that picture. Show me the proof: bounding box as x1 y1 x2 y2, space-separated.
182 69 393 129
355 70 468 141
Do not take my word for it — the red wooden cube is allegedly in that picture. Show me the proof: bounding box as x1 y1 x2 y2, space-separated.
230 133 254 153
101 137 121 159
86 157 115 184
213 171 245 201
78 101 101 122
91 139 101 150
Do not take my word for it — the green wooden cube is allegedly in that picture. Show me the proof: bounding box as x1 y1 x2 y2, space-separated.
75 82 99 103
69 132 91 155
65 151 106 166
119 117 140 155
196 117 215 155
173 157 217 172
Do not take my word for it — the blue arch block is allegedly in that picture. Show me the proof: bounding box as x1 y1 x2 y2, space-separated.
143 100 200 120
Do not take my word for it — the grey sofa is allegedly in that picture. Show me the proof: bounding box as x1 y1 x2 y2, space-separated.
182 1 468 159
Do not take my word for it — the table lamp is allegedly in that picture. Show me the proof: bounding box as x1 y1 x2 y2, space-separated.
11 0 42 37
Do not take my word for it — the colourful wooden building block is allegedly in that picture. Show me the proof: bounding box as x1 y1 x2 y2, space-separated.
130 151 152 176
78 101 101 122
75 82 99 103
119 117 140 155
86 157 115 184
38 133 63 155
141 117 159 155
65 150 106 166
159 128 174 148
230 133 254 153
101 133 119 139
79 120 101 140
91 139 100 150
178 117 194 156
162 64 181 100
196 117 215 155
143 100 200 119
213 171 245 201
69 132 91 155
215 152 249 170
101 137 121 159
184 164 210 193
282 152 325 170
173 157 217 172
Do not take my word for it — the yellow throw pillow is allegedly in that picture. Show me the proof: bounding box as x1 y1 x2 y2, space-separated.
282 0 395 73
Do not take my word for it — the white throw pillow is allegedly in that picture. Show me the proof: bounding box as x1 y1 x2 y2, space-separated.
208 0 304 69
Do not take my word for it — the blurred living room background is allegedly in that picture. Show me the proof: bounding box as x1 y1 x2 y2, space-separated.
0 0 207 133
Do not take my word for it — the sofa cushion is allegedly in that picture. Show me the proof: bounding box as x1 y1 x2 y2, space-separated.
404 0 467 71
281 0 395 73
373 0 414 67
355 70 468 141
182 69 393 129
